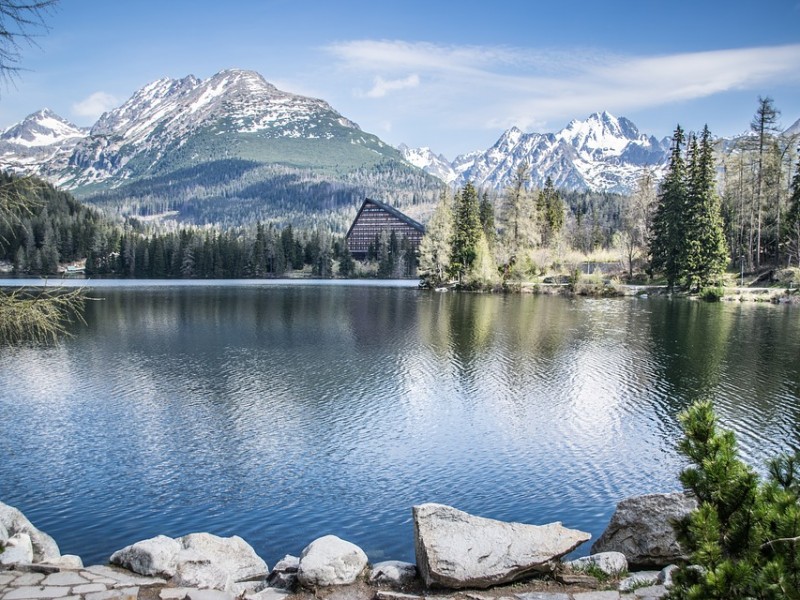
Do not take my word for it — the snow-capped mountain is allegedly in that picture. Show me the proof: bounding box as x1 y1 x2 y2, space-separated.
398 144 457 184
785 118 800 138
402 111 670 194
0 108 87 174
62 68 389 188
0 69 441 228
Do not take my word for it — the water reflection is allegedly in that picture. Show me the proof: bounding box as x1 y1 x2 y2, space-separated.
0 285 798 568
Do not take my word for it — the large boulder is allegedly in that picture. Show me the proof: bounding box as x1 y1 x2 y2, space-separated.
110 533 268 591
590 492 697 568
179 533 268 583
0 501 61 563
296 535 368 587
110 534 182 577
413 503 591 589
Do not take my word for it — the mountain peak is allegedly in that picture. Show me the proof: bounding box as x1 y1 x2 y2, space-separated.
1 108 86 147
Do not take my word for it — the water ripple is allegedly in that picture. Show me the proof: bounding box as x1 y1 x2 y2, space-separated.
0 287 797 566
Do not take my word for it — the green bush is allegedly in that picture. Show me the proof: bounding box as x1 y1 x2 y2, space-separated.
699 286 725 302
669 401 800 599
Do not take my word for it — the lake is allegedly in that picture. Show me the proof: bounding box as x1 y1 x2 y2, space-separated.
1 280 799 568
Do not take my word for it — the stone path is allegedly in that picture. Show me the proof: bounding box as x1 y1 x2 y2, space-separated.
1 568 668 600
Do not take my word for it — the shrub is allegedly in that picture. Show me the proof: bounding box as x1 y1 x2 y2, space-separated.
699 286 725 302
669 401 800 599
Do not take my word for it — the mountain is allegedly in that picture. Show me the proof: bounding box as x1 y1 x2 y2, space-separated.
0 108 87 175
0 69 442 230
402 112 670 194
785 118 800 138
398 144 457 184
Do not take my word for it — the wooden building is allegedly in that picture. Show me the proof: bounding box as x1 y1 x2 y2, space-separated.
346 198 426 258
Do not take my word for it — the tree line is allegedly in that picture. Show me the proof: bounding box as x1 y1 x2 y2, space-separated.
419 98 800 291
0 171 418 280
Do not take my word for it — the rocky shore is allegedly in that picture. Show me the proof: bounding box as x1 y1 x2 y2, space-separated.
1 493 697 600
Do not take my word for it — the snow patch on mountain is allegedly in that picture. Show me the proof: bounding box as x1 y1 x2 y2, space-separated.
398 143 457 183
401 112 670 194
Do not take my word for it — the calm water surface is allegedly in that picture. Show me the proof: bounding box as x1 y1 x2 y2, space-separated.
1 280 799 567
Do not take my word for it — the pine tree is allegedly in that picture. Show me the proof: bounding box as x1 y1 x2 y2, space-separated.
650 126 688 289
538 177 564 246
479 191 495 245
786 153 800 268
449 182 482 282
671 401 800 600
684 126 729 290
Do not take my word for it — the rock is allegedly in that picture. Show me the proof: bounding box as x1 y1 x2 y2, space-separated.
554 572 599 588
160 589 194 600
243 589 290 600
45 554 84 569
109 532 267 591
619 571 660 592
566 551 627 576
0 533 34 566
657 564 678 587
296 534 368 587
413 503 591 589
375 593 423 600
267 555 299 590
591 493 697 568
514 594 570 600
109 535 182 577
572 593 620 600
179 533 268 584
185 590 235 600
633 585 668 599
369 560 418 586
171 550 231 590
0 501 61 563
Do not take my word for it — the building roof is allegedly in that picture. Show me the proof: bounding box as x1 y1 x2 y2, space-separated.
345 197 426 239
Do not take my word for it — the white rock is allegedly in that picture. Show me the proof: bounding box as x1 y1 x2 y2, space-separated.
297 534 368 587
45 554 84 569
109 532 267 591
619 571 660 592
109 535 182 577
413 503 591 589
171 552 231 591
267 554 299 589
591 493 696 568
369 560 418 586
566 552 628 576
657 564 678 587
0 501 61 562
178 533 268 583
0 532 34 566
243 589 290 600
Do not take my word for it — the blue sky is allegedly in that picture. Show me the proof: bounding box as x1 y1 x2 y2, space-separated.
2 0 799 158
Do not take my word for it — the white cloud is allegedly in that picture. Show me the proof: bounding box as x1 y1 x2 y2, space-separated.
365 74 420 98
324 39 800 133
72 91 120 120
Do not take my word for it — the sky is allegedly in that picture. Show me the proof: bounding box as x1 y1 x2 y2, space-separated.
1 0 799 159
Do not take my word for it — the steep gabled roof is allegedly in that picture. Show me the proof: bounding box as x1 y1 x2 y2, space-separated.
345 197 426 239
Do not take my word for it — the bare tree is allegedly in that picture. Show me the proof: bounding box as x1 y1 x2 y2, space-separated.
0 1 88 345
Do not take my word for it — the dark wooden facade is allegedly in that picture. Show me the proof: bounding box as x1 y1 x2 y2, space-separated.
346 198 425 258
